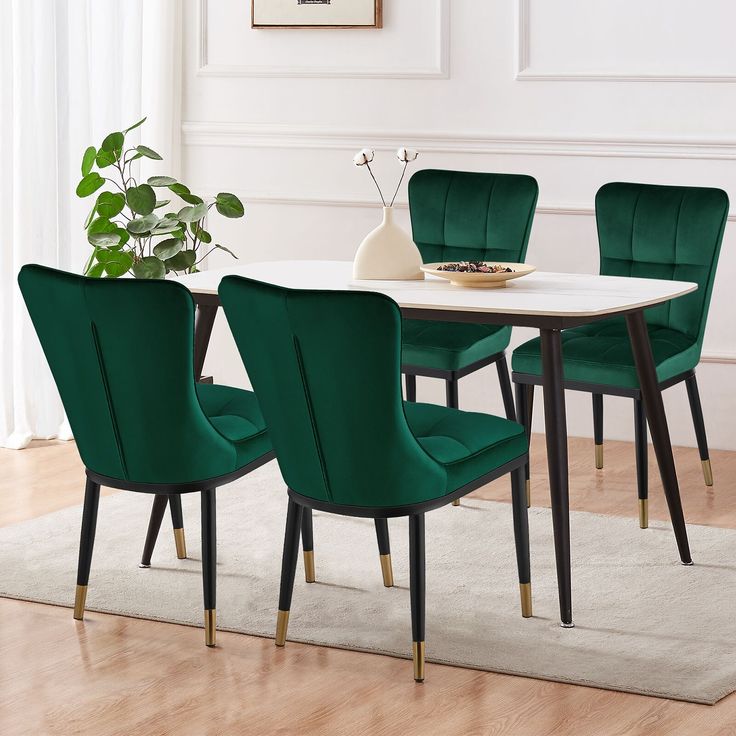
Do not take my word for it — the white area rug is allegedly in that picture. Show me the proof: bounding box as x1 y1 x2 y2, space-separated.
1 462 734 704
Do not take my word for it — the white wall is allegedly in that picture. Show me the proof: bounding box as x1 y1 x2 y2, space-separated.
181 0 736 450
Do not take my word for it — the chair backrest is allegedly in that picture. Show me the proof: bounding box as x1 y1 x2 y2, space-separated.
218 276 446 509
596 182 729 344
18 265 236 484
408 169 539 264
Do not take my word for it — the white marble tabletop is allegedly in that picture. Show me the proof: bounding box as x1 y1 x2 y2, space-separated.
178 260 696 318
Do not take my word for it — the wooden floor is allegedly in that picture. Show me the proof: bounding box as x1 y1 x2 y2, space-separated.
1 436 735 735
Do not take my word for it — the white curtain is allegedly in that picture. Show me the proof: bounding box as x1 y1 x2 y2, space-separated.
0 0 181 449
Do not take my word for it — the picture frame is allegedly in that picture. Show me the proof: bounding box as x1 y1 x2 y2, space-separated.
251 0 382 29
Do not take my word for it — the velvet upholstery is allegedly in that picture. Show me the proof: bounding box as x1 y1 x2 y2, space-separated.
18 265 269 485
403 169 538 372
512 183 729 387
219 276 527 510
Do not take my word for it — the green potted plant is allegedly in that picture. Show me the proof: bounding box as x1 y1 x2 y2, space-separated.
76 117 243 279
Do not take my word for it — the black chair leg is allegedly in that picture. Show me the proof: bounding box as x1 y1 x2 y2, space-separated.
169 495 187 559
446 376 461 506
510 466 532 617
301 508 315 583
139 494 168 568
496 354 517 421
409 513 426 682
74 478 100 620
374 518 394 587
593 393 604 470
685 373 713 487
276 497 303 647
405 374 417 402
201 489 217 647
515 381 534 508
635 399 649 529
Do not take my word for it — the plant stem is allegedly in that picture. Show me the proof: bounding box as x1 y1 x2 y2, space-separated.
365 162 387 207
389 161 408 208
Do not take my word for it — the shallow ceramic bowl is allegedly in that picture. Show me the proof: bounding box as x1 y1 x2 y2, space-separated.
420 262 536 288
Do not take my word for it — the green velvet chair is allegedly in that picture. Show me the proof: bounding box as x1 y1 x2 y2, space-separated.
404 170 538 502
17 265 276 647
219 275 531 682
512 182 729 526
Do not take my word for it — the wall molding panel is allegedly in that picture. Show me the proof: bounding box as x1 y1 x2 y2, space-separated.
515 0 736 83
197 0 450 79
182 122 736 161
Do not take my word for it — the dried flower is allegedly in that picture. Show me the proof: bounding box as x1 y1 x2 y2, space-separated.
353 148 375 167
397 147 419 163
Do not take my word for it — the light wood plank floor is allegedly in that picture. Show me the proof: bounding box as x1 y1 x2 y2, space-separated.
1 436 735 736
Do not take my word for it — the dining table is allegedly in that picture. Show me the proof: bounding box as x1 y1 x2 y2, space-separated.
178 259 698 628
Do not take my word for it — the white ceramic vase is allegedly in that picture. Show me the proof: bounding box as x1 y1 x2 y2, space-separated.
353 207 424 281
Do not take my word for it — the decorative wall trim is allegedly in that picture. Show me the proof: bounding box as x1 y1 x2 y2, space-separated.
182 121 736 161
197 0 450 79
515 0 736 83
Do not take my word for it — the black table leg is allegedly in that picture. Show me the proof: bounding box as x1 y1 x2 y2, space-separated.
194 303 218 382
540 328 573 628
626 310 692 564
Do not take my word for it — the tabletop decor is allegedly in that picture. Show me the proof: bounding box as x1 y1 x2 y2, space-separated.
352 147 424 281
75 117 244 279
252 0 382 29
422 261 536 288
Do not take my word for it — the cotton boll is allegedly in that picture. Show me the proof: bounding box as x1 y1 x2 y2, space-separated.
397 147 419 163
353 148 375 166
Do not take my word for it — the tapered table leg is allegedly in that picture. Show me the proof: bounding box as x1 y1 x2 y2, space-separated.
540 328 573 627
194 303 218 382
626 310 692 564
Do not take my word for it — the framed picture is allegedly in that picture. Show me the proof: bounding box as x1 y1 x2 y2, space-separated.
251 0 382 29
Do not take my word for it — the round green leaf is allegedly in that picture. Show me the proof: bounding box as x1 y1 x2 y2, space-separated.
86 262 106 278
178 203 208 223
81 146 97 176
215 192 244 218
89 232 122 247
132 256 166 279
168 183 203 205
126 184 156 215
165 249 196 271
154 199 171 210
88 216 116 234
76 173 105 198
103 251 134 278
191 223 212 243
126 214 160 235
95 191 126 219
136 145 163 160
101 131 124 154
152 218 181 235
148 175 177 187
95 148 117 169
153 238 183 260
123 117 147 134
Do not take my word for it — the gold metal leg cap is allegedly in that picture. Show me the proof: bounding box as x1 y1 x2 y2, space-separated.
702 459 713 487
379 553 394 587
412 641 425 682
452 498 460 507
73 584 88 620
275 609 290 647
595 444 604 470
639 499 648 529
204 609 216 647
526 479 531 508
304 550 315 583
519 582 533 618
174 528 187 559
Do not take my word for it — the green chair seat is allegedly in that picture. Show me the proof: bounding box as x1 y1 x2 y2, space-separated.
512 318 699 390
404 401 526 490
196 384 269 459
402 321 511 372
